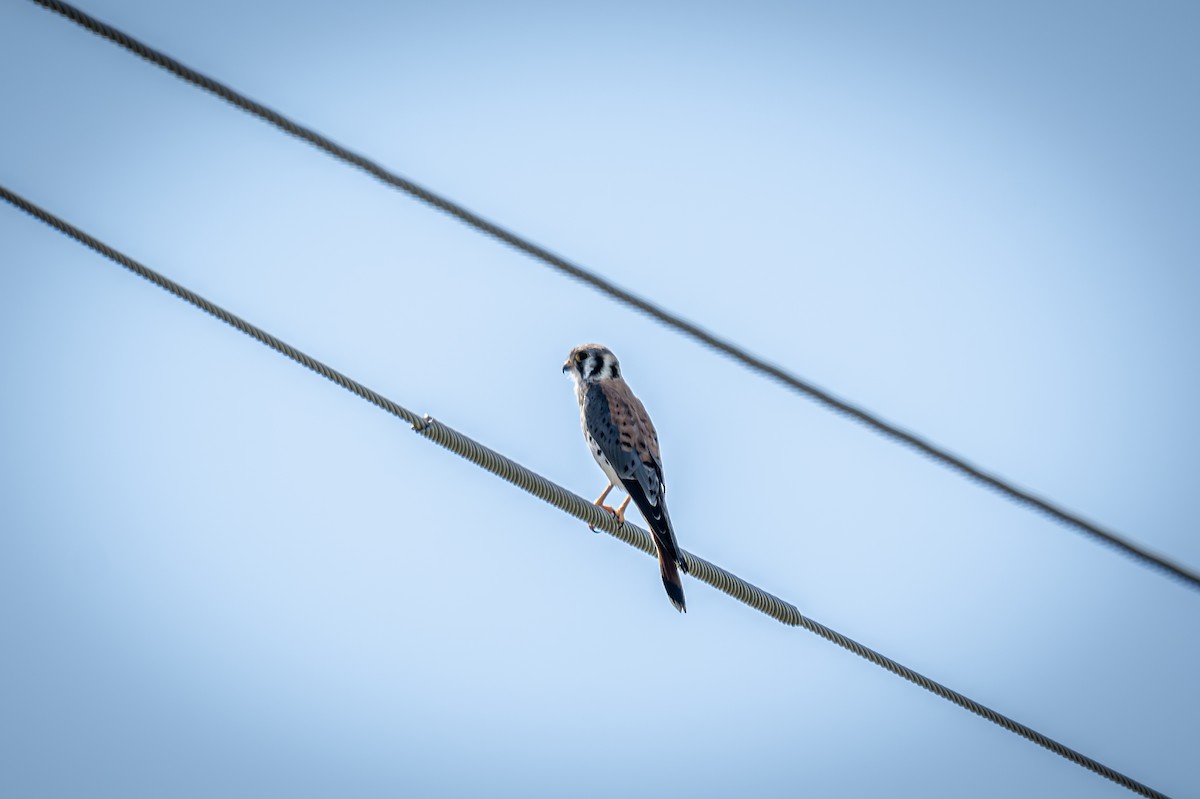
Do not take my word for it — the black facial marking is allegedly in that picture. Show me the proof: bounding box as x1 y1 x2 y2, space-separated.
610 363 619 379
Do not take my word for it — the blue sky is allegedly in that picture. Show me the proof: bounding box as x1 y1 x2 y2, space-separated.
2 1 1197 797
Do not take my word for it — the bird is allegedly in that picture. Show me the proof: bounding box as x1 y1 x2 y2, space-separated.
563 343 689 612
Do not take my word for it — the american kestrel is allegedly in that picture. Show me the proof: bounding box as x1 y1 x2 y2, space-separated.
563 344 689 612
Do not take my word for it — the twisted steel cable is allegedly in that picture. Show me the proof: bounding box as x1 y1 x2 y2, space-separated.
27 0 1200 594
1 183 1173 799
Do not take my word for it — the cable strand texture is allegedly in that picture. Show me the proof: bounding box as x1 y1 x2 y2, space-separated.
29 0 1199 594
0 183 1172 799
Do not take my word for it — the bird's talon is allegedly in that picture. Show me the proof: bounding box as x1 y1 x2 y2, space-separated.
588 504 621 532
614 495 632 525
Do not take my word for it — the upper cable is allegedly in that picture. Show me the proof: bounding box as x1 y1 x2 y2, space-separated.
26 0 1200 593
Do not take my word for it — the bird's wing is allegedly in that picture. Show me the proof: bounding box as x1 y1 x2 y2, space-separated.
585 379 664 504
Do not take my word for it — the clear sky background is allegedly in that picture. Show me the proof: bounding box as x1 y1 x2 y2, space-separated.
2 1 1197 797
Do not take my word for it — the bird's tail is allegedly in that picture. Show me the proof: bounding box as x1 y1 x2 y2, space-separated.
654 533 687 613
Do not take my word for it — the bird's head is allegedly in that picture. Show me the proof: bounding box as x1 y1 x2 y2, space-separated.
563 343 621 383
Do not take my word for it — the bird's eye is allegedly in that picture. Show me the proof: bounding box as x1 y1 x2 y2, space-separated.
575 352 587 362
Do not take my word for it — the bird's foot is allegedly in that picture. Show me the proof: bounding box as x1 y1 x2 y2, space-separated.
613 495 632 525
589 483 615 532
589 503 620 532
589 497 632 531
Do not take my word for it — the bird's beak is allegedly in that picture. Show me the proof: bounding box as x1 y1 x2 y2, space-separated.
562 361 571 374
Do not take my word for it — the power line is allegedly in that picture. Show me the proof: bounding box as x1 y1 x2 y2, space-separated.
0 183 1174 799
28 0 1200 594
